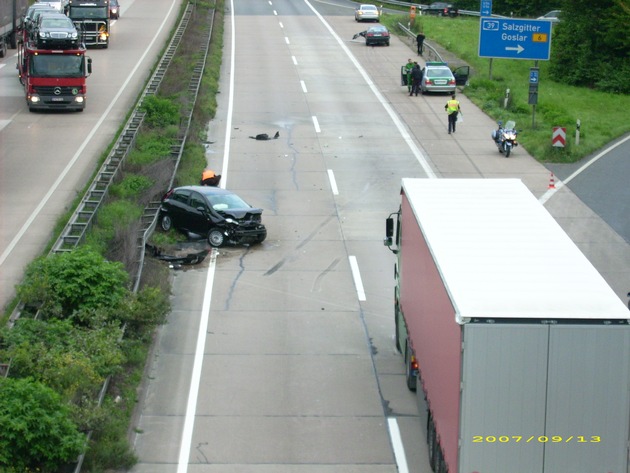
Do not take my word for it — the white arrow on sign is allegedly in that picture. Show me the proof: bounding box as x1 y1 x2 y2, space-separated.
505 44 525 54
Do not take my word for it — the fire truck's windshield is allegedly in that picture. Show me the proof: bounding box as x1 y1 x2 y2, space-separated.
31 55 84 77
69 7 108 19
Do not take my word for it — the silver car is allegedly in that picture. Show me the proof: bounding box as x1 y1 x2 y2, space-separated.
355 4 380 22
420 62 456 94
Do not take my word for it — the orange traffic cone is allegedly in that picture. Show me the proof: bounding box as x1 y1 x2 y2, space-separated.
548 172 556 189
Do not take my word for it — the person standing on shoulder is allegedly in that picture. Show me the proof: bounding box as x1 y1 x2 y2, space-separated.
416 32 425 55
405 58 414 93
410 62 423 96
444 93 461 134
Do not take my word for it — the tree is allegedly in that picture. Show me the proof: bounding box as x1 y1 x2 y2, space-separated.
549 0 630 92
0 377 85 471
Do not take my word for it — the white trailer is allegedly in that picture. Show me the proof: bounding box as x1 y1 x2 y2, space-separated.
384 178 630 473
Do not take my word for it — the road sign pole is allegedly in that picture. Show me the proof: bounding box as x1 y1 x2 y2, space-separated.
529 63 539 128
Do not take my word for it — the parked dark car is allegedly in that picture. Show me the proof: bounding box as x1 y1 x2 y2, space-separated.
159 186 267 247
109 0 120 19
422 2 459 17
365 25 390 46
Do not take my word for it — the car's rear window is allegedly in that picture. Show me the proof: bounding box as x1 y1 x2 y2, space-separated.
427 68 452 78
363 5 377 10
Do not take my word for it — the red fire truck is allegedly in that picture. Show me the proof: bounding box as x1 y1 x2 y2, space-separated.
17 37 92 112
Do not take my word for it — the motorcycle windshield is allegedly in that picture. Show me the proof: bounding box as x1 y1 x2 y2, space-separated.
505 120 516 130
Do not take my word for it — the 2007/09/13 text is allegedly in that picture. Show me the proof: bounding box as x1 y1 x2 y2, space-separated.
472 435 601 443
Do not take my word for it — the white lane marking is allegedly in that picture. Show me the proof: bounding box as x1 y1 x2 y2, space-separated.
327 169 339 195
312 116 320 133
176 250 218 473
388 418 410 473
177 0 237 469
0 0 180 268
303 0 437 178
539 133 630 204
218 0 237 189
291 55 298 65
349 255 366 301
0 64 5 71
285 36 290 45
300 80 307 93
279 21 284 28
0 120 10 132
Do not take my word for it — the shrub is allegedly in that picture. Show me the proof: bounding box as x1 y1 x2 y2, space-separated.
17 246 129 317
0 377 85 471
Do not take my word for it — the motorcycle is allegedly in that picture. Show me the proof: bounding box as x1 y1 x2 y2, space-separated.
491 120 518 157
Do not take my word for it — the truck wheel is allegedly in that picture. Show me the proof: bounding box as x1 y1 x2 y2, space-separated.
0 40 6 58
405 342 417 391
435 447 446 473
427 415 437 470
394 304 402 353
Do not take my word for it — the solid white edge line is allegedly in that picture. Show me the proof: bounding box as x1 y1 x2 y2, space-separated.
388 418 410 473
219 0 237 189
327 169 339 195
176 250 218 473
0 0 179 268
303 0 437 178
539 133 630 204
176 0 238 470
349 255 366 301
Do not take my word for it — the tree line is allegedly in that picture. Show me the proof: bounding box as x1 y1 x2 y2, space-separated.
441 0 630 93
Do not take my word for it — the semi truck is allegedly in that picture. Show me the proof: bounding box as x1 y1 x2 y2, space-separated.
67 0 109 48
0 0 28 57
384 178 630 473
17 33 92 111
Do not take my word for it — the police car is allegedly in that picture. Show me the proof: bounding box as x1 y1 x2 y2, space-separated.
420 62 470 94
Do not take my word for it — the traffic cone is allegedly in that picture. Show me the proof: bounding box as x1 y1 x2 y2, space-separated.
548 172 556 189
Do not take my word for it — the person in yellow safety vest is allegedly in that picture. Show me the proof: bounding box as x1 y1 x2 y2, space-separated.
200 169 221 187
444 93 461 134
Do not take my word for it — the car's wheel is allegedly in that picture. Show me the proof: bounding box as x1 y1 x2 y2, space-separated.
160 215 172 232
386 41 390 46
208 229 226 248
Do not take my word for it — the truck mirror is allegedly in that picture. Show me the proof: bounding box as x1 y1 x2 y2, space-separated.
385 217 394 238
87 57 92 75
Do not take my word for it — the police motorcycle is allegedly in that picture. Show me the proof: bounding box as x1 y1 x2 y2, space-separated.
491 120 518 157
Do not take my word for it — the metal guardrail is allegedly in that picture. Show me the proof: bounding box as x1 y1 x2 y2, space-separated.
50 6 195 257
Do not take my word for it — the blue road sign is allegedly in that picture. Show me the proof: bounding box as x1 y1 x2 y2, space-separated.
481 0 492 16
479 18 552 60
529 68 539 83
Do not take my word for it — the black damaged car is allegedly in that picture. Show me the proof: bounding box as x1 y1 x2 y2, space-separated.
159 186 267 247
